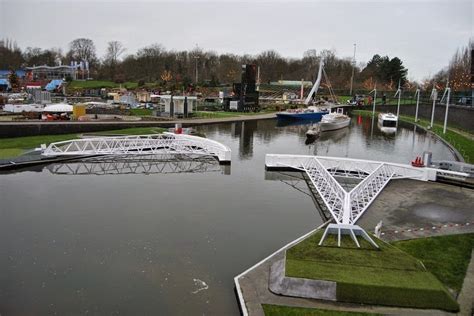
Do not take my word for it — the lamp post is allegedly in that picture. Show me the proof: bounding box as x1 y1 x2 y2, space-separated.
370 84 377 117
394 80 401 119
440 80 451 134
430 85 437 128
414 88 420 122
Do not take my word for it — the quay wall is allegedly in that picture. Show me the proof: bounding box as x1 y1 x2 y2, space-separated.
356 104 474 132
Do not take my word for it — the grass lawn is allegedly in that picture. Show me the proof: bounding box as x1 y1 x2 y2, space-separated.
393 233 474 293
0 133 79 159
68 80 139 90
0 127 166 159
86 127 165 135
352 109 474 163
262 305 379 316
285 231 459 311
129 108 153 116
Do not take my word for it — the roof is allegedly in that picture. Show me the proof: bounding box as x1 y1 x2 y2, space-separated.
0 70 26 78
0 79 10 87
43 103 73 112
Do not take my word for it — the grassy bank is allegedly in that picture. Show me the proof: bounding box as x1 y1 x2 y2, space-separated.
262 305 379 316
352 109 474 163
0 133 79 159
393 233 474 293
0 127 165 159
286 231 459 311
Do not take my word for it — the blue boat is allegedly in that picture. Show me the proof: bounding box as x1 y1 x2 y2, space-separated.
276 106 329 121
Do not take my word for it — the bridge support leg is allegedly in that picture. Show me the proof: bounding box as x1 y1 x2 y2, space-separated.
318 224 379 249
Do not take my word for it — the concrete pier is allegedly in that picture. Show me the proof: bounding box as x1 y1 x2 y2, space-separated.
235 179 474 315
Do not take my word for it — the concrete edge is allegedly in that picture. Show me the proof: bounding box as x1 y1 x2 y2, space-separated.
268 258 337 301
234 220 332 316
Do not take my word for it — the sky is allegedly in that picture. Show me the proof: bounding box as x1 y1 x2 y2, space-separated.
0 0 472 81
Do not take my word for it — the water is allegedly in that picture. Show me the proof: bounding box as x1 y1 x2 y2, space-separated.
0 116 455 315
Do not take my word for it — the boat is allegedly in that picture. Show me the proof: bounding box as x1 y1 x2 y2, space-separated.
277 59 335 121
305 123 321 137
378 113 398 128
319 108 351 132
276 106 329 121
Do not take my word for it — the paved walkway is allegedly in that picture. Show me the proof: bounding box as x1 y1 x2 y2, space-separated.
357 179 474 241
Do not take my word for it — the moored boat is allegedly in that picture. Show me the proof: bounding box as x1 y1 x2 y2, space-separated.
319 108 351 132
276 106 329 121
305 123 321 137
378 113 398 127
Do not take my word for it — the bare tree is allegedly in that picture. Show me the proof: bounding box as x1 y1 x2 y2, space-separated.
68 38 97 65
104 41 126 80
105 41 126 65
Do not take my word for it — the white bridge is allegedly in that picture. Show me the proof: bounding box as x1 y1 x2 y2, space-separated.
42 133 231 163
266 154 468 247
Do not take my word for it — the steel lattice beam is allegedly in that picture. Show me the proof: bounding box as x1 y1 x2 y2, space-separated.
41 133 231 163
265 154 467 226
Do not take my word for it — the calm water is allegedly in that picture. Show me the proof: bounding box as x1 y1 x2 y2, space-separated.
0 116 455 315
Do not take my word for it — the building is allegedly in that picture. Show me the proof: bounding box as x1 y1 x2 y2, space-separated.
0 70 26 79
159 95 197 116
136 91 151 103
25 65 78 80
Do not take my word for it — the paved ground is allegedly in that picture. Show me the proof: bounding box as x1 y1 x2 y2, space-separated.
357 179 474 241
237 180 474 315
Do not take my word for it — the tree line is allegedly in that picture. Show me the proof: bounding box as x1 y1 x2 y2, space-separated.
0 37 470 92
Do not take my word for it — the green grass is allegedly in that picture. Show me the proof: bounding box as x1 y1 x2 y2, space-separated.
68 80 138 89
393 234 474 293
0 133 79 159
129 108 153 116
87 127 165 135
262 304 379 316
352 109 474 163
0 127 166 159
0 148 25 159
285 231 459 311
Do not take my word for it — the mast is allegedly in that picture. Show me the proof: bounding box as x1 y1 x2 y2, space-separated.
349 43 356 96
304 59 324 105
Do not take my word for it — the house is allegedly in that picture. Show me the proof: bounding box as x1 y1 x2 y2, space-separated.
136 91 151 103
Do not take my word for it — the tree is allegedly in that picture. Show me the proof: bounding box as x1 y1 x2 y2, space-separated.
103 41 126 80
67 38 97 65
160 70 173 84
8 70 20 91
0 39 24 69
360 54 407 89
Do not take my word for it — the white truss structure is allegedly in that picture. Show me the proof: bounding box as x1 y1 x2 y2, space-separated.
41 133 231 163
46 154 226 176
266 154 468 247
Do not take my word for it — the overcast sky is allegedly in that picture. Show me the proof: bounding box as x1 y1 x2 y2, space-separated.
1 0 472 81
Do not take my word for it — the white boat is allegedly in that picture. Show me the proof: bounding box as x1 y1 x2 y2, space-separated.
319 108 351 132
305 124 321 137
378 113 398 128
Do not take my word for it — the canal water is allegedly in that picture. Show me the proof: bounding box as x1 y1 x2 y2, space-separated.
0 116 455 315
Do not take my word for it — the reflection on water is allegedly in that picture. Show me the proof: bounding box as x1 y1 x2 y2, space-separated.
0 116 456 316
46 154 230 176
